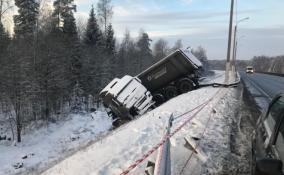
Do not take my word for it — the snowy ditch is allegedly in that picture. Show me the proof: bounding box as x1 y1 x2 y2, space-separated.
0 111 112 175
39 71 252 175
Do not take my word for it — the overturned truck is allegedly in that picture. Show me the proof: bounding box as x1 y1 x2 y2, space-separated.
100 49 203 124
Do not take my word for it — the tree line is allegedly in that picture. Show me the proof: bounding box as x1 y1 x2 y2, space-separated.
250 55 284 74
208 55 284 74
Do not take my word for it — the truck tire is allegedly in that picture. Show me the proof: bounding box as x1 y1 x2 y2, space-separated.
129 107 138 116
113 118 129 128
177 79 194 94
109 112 121 127
164 86 178 100
153 93 165 106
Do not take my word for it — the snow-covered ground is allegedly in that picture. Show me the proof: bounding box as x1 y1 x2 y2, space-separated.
200 70 227 85
41 71 244 175
0 111 112 175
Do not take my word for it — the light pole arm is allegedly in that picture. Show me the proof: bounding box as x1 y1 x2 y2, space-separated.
237 17 249 25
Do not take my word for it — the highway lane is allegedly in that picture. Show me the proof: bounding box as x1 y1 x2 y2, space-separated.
240 71 284 110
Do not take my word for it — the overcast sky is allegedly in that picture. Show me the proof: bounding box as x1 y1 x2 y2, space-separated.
73 0 284 60
3 0 283 60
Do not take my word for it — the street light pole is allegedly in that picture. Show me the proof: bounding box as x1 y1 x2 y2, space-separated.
231 17 249 72
233 35 245 70
232 25 237 72
225 0 234 82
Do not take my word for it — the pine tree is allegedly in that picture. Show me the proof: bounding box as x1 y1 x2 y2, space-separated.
52 0 76 30
0 21 10 92
101 24 116 84
0 21 9 53
52 0 81 83
61 2 83 112
14 0 39 38
136 31 153 71
153 39 169 61
63 7 82 84
51 0 83 113
105 24 115 54
82 5 104 97
52 0 61 29
118 30 137 75
12 0 39 142
83 5 103 48
62 7 77 36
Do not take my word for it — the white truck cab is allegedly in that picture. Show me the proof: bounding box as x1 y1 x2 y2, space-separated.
100 75 155 121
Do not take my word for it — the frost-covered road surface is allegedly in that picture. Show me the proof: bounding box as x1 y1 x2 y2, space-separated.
42 72 247 175
241 71 284 110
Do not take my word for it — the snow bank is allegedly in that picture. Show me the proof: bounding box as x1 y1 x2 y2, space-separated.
0 111 112 175
200 70 226 85
41 71 240 175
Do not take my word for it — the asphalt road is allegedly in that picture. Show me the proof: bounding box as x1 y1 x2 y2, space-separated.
240 72 284 109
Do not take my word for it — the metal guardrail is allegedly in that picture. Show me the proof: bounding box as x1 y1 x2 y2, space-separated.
256 71 284 77
153 115 173 175
145 115 173 175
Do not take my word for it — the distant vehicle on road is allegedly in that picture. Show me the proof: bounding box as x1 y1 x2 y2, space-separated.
246 66 254 74
252 93 284 175
100 49 203 124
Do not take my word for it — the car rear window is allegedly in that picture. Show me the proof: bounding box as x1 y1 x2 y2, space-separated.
266 97 284 130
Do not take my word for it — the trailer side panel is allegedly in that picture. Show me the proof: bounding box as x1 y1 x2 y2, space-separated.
137 50 200 92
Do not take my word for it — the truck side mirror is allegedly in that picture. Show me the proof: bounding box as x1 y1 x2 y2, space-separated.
255 158 283 175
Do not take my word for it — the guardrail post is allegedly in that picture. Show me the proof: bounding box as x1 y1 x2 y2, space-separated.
154 115 173 175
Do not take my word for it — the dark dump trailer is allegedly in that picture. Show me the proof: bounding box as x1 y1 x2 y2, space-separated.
137 49 202 105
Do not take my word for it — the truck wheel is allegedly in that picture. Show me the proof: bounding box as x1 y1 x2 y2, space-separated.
164 86 178 100
112 119 121 128
178 79 194 94
153 93 165 106
113 118 129 128
129 107 138 116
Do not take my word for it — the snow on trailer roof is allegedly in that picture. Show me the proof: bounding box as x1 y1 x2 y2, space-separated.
180 49 203 68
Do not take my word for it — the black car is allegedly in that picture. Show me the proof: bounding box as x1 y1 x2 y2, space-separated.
252 93 284 175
